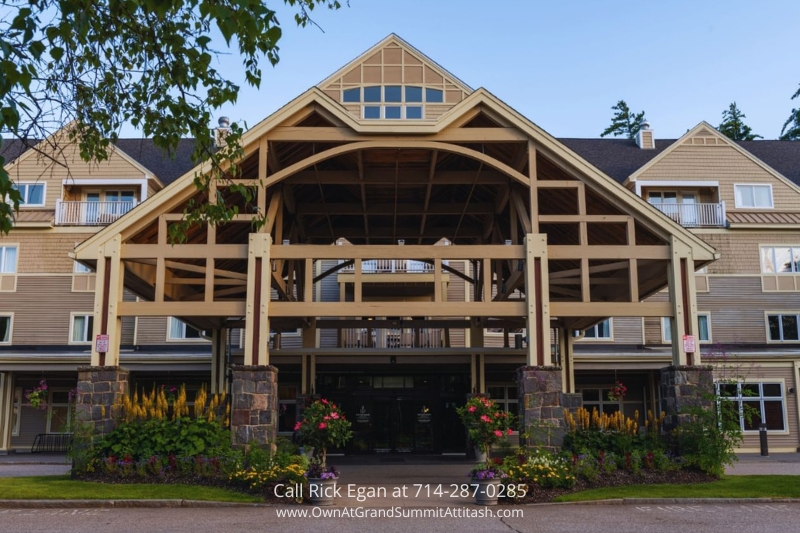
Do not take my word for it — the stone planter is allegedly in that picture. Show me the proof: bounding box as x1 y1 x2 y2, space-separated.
472 477 502 506
307 478 338 506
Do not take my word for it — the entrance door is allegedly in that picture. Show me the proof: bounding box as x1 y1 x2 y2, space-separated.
370 397 416 453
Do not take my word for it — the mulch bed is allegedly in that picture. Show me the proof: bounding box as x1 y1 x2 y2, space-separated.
501 469 716 505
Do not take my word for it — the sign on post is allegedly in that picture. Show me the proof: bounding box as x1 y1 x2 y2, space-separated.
682 334 696 354
95 334 110 353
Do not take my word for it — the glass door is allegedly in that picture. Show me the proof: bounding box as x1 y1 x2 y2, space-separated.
84 192 100 224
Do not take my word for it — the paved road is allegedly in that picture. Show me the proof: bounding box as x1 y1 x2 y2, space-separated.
0 503 798 533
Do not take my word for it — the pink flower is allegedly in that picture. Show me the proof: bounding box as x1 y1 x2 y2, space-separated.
507 428 513 435
468 406 477 412
323 415 331 420
331 413 340 419
494 430 503 437
480 415 492 423
294 421 302 431
321 399 329 405
318 422 327 429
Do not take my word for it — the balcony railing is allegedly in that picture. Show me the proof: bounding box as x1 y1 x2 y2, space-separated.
55 200 137 226
649 201 726 228
341 259 434 273
341 327 444 348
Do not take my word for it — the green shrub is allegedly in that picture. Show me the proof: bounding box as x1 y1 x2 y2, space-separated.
672 399 743 477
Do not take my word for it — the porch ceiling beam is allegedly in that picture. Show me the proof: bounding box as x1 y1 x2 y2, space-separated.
547 246 669 260
296 202 499 216
303 227 485 239
551 301 672 317
285 169 509 185
270 244 525 260
118 301 245 316
311 318 525 328
268 301 526 318
549 260 630 280
123 258 247 281
266 127 528 143
121 244 248 259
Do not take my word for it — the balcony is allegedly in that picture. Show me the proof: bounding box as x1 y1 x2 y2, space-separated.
341 327 444 348
341 259 434 273
649 201 726 228
55 200 138 226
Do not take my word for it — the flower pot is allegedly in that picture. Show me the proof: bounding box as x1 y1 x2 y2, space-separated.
472 477 501 506
299 446 315 460
307 477 337 506
473 446 487 463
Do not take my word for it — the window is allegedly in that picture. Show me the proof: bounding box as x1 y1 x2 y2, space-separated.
761 246 800 274
766 313 800 342
346 85 440 120
342 88 360 102
0 315 12 344
168 317 204 341
716 382 786 432
11 387 21 436
0 246 17 273
47 389 74 433
12 182 45 206
74 262 92 273
662 315 711 343
487 385 518 421
734 184 773 209
70 314 94 344
583 319 612 340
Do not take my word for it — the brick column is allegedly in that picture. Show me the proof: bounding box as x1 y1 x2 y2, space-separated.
76 366 129 435
517 366 582 450
660 365 714 432
231 365 278 449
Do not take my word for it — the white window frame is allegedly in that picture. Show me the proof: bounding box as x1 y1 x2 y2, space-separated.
13 182 46 207
167 317 207 342
0 313 13 344
760 246 800 274
356 85 436 120
716 381 788 434
580 319 613 341
46 388 74 434
12 386 22 436
734 184 773 209
0 245 18 273
73 261 92 273
765 312 800 343
662 316 710 343
486 383 519 434
69 312 94 345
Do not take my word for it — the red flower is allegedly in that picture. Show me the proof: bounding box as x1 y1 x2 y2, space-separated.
294 421 302 431
318 422 327 429
480 415 492 423
493 430 503 437
321 399 329 404
468 406 477 412
331 412 340 419
506 428 513 435
323 415 331 420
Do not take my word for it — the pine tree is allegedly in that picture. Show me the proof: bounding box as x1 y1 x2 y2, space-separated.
718 102 762 140
600 100 647 139
781 85 800 140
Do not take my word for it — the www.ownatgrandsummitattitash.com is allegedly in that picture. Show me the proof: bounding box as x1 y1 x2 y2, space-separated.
275 507 524 518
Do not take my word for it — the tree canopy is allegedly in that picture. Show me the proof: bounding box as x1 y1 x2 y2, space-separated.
718 102 762 141
600 100 647 139
781 85 800 141
0 0 342 236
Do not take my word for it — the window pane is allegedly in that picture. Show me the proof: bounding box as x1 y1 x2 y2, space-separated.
342 88 360 102
385 106 401 119
426 88 443 102
768 315 781 340
74 262 91 273
581 389 599 402
406 106 423 119
1 247 17 273
185 324 202 339
364 106 380 119
719 384 738 398
0 316 9 343
487 387 505 400
697 315 710 341
169 318 184 339
737 185 754 207
662 192 678 203
781 315 798 340
507 387 518 400
761 247 775 273
647 192 662 203
72 316 87 342
794 247 800 272
363 86 381 102
754 186 772 207
384 86 402 102
742 383 759 397
50 406 71 433
763 401 785 430
742 400 762 430
775 247 792 272
27 184 44 205
405 86 422 102
507 402 518 417
598 319 611 338
762 383 782 397
120 191 135 202
663 317 672 342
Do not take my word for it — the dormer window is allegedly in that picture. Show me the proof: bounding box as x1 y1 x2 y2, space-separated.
343 85 443 120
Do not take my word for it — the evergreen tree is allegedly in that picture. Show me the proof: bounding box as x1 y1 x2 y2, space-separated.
718 102 762 140
781 86 800 140
600 100 647 139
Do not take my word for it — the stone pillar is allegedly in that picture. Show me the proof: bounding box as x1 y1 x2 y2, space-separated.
76 366 129 435
660 365 714 432
517 366 582 450
231 365 278 449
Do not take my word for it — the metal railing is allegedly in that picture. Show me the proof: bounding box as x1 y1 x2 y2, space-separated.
341 259 434 273
31 433 73 453
55 200 137 225
341 327 444 348
649 201 726 227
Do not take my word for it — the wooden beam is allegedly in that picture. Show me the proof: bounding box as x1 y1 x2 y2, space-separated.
121 244 248 259
119 301 246 317
285 169 511 186
270 244 524 260
547 246 670 260
549 261 630 280
419 149 438 243
244 234 272 365
357 150 369 244
268 301 526 317
528 141 538 233
550 301 672 317
265 126 528 143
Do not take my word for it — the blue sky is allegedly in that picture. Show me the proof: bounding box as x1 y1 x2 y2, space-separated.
156 0 800 140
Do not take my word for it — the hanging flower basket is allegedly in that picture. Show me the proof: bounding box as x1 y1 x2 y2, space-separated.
607 381 627 402
25 379 49 410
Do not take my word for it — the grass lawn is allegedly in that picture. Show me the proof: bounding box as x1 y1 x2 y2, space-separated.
555 475 800 502
0 476 261 503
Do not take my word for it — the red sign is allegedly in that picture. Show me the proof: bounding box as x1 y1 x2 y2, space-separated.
95 334 110 353
683 334 696 353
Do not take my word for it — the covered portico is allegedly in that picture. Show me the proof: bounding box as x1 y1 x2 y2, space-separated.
73 87 718 447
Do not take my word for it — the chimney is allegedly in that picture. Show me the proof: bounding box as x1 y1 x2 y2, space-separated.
636 120 654 149
214 116 231 148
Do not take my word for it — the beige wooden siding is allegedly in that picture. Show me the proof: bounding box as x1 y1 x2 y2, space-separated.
637 127 800 211
5 143 148 211
10 406 46 448
0 276 94 345
135 317 169 345
612 317 644 344
0 231 95 274
319 260 339 348
446 261 467 348
120 290 136 345
699 232 800 275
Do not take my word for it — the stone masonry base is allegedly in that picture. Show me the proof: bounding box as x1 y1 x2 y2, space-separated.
660 365 714 432
231 365 279 449
76 366 129 436
517 366 582 450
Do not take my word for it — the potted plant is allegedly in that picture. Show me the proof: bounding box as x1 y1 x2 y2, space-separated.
295 398 352 505
25 379 49 410
608 380 627 402
457 396 514 505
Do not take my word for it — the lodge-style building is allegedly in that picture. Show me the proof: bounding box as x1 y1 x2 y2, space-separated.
1 35 799 454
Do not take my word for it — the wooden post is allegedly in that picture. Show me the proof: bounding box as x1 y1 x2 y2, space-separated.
674 238 699 365
244 234 272 366
302 318 316 395
0 372 13 453
91 235 123 366
667 236 688 366
211 328 228 394
524 234 551 366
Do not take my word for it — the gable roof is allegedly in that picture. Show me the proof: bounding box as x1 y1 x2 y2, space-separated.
558 138 673 183
734 140 800 186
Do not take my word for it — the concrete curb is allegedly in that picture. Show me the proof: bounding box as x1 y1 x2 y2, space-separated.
0 500 272 508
